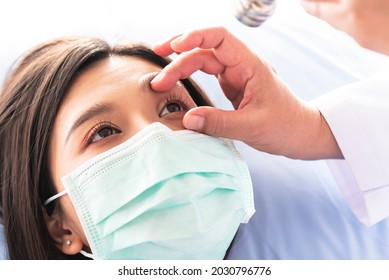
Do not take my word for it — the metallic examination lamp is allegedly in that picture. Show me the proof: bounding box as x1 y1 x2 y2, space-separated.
235 0 277 27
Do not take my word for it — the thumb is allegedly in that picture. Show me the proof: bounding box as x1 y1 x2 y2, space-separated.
183 106 248 140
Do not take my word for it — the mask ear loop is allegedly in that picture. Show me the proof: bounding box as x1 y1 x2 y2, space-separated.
44 190 68 206
80 249 96 259
44 190 95 259
45 191 97 259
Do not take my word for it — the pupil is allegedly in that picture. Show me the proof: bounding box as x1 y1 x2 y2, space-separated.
167 103 180 112
99 127 112 138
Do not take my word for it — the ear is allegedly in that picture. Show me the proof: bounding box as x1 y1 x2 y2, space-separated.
44 209 84 255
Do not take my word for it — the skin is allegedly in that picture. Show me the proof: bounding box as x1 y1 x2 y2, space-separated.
301 0 389 55
46 56 197 255
151 27 342 160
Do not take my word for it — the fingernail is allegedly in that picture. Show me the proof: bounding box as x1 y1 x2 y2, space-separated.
150 72 166 90
150 73 162 85
171 36 183 47
184 114 204 130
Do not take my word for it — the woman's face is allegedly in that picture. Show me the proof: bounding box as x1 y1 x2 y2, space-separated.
48 55 197 253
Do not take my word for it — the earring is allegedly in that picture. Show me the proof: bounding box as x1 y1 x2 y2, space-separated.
65 240 72 246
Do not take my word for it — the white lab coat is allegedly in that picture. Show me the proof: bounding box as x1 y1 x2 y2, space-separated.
313 71 389 226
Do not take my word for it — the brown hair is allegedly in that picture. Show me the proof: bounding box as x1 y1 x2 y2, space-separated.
0 37 211 259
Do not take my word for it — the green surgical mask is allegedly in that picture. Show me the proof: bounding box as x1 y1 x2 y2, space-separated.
45 122 255 259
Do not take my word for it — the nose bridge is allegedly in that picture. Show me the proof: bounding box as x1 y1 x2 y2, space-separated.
130 114 156 132
121 89 164 136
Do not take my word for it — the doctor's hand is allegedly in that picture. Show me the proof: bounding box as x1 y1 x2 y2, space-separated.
151 27 342 160
301 0 389 55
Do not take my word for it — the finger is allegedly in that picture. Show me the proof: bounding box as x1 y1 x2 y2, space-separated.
169 27 252 67
183 106 252 141
151 49 225 92
301 2 351 38
155 27 254 67
153 27 229 57
153 34 183 57
169 27 226 52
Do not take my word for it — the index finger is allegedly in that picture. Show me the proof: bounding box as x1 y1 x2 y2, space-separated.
153 34 183 56
154 27 253 67
150 49 225 92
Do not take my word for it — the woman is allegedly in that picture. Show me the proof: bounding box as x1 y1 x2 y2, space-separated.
0 37 254 259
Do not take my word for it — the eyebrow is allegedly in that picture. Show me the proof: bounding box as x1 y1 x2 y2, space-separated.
65 102 114 145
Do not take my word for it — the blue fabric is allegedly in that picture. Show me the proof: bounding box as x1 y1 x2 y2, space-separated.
0 223 8 259
225 145 389 259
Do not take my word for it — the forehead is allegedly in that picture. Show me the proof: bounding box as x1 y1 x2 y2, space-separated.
61 55 160 105
69 55 160 91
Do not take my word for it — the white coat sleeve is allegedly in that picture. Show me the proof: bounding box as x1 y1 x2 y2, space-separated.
311 71 389 226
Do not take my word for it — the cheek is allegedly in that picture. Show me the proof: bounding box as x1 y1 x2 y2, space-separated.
48 134 63 193
61 197 89 245
158 118 187 131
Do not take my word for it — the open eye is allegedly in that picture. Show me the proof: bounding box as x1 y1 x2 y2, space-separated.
159 101 184 117
159 94 193 117
86 122 121 144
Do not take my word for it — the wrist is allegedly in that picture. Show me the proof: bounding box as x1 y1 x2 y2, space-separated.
294 103 343 160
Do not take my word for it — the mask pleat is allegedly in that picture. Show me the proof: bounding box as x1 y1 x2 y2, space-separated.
97 172 241 237
104 185 243 259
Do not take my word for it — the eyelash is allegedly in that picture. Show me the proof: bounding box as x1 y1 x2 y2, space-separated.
84 121 121 146
159 93 193 117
